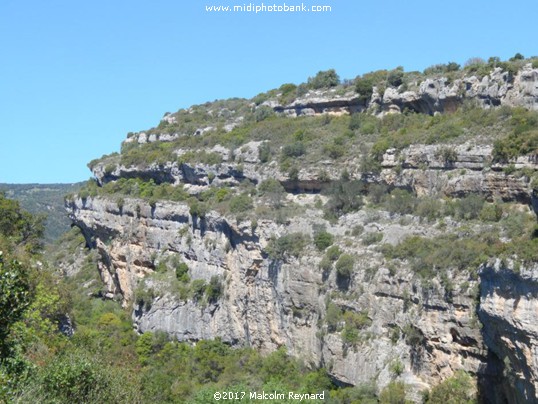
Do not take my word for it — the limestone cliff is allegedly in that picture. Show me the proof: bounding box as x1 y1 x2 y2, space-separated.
69 61 538 402
478 262 538 403
122 63 538 147
67 195 486 401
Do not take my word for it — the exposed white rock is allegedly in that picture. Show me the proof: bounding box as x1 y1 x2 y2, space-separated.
68 194 490 399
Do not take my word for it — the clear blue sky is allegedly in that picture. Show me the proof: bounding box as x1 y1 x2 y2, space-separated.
1 0 537 183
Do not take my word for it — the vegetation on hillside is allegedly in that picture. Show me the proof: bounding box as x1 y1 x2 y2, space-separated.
0 183 83 243
8 55 538 402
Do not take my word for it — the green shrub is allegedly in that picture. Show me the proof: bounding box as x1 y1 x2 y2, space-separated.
435 146 458 165
330 382 378 403
453 194 485 220
335 254 355 278
288 166 300 181
134 285 155 311
191 279 206 301
383 189 417 215
148 197 158 209
362 232 383 246
307 69 340 89
319 255 332 272
379 381 407 404
205 276 222 303
252 91 270 105
326 245 342 261
36 348 139 403
415 197 443 221
352 225 364 236
387 67 404 87
104 164 116 175
493 108 538 161
278 83 298 104
314 231 334 251
382 233 492 278
254 106 275 122
155 260 168 273
258 142 271 163
324 176 364 218
390 359 404 377
229 193 254 214
121 141 176 167
479 203 503 222
325 301 342 332
0 256 31 350
403 323 424 347
282 141 306 158
349 113 378 133
179 150 223 165
175 263 190 282
355 70 389 103
116 197 125 210
426 370 475 403
266 233 310 260
258 179 285 208
368 183 389 205
341 310 371 345
323 142 346 159
424 62 460 75
188 199 208 218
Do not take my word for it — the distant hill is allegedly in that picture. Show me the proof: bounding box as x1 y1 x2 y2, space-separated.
0 183 83 243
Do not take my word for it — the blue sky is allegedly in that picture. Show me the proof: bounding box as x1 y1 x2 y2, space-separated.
1 0 537 183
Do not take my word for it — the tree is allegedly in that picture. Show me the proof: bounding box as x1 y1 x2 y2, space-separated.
307 69 340 89
464 57 486 67
258 179 285 208
510 52 525 61
266 233 309 261
355 69 389 103
324 174 364 218
379 381 407 404
427 371 475 403
387 67 404 87
0 254 31 357
0 193 44 254
229 193 254 214
254 105 275 122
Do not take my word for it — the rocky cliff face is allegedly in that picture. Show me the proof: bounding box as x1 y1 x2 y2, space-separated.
68 194 487 401
478 262 538 403
380 144 535 204
120 64 538 147
69 62 538 401
276 64 538 118
69 138 538 402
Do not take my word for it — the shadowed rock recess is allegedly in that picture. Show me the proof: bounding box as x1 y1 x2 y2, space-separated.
69 62 538 402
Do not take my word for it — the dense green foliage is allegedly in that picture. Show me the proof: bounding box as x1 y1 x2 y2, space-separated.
492 107 538 161
335 254 355 278
307 69 340 89
0 257 30 328
313 230 334 251
425 371 476 403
